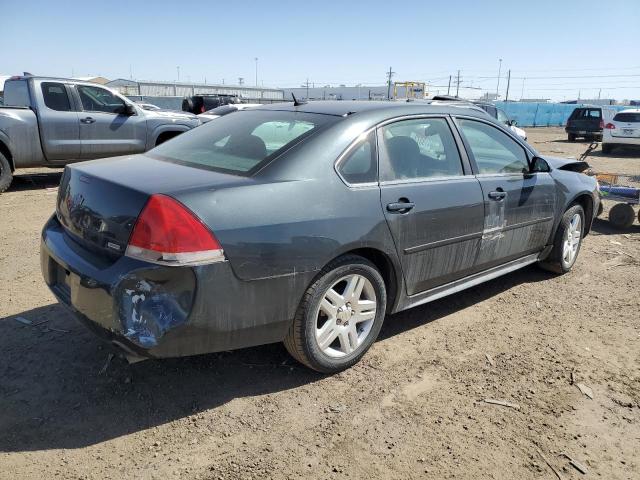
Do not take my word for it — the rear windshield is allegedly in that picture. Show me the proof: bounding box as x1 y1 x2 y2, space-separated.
613 112 640 123
149 110 337 174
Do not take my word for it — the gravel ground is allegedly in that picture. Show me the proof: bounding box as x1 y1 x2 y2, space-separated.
1 127 638 479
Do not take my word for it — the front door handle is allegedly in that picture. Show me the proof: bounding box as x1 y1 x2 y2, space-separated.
488 191 506 200
80 117 95 124
387 200 415 213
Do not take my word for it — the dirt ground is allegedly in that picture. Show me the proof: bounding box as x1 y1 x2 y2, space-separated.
1 127 638 480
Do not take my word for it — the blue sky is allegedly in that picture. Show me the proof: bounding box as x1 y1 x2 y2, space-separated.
2 0 639 101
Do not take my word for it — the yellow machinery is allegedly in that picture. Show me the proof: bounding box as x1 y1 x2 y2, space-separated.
393 81 427 99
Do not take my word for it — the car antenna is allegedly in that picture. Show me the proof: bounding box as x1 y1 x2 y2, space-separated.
291 93 306 107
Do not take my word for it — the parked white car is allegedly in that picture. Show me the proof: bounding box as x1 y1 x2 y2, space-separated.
602 108 640 154
198 103 262 123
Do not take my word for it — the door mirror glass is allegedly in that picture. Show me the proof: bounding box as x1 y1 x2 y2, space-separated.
531 157 550 173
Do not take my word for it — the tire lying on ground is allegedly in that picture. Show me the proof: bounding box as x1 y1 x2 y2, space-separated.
284 254 387 373
609 203 635 229
539 204 585 274
0 151 13 193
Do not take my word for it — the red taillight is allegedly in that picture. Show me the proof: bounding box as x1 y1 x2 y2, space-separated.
200 105 205 113
605 122 616 130
599 119 604 129
126 194 224 265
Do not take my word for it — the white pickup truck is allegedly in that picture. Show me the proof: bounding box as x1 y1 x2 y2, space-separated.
0 75 200 192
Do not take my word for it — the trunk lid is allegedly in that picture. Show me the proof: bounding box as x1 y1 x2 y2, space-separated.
56 154 257 257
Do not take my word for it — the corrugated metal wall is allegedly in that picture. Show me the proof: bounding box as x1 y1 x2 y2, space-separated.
111 80 284 102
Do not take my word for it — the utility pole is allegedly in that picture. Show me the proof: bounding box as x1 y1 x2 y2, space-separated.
386 66 395 100
238 77 244 86
177 66 180 82
447 75 451 95
496 58 502 99
254 57 258 86
305 77 310 99
455 70 461 97
598 88 601 100
505 70 511 102
521 77 526 100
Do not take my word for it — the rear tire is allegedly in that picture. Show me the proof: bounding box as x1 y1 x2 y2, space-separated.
284 255 387 373
0 152 13 193
609 203 635 229
602 143 613 154
539 204 585 274
568 133 576 142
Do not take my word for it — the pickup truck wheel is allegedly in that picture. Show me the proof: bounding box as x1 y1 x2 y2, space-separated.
539 204 585 274
567 133 576 142
284 255 387 373
0 152 13 193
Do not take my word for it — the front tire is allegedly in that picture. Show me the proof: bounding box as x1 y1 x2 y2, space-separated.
0 151 13 193
568 133 576 142
284 255 387 373
539 204 585 274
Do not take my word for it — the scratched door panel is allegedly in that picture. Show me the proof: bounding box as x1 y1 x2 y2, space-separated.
380 177 485 296
474 173 555 270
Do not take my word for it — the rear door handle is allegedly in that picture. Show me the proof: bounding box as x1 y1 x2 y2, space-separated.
386 201 415 213
80 117 95 124
488 191 506 200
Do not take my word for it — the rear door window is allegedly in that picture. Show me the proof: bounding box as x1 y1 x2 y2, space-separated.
379 118 464 181
149 110 336 175
41 82 72 111
587 109 601 118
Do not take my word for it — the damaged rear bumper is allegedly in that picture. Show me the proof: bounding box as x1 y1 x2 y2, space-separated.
40 215 305 359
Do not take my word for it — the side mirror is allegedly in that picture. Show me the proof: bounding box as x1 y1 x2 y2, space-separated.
531 157 550 173
124 104 137 116
509 119 517 127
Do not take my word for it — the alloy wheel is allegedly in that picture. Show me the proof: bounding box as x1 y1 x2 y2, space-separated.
562 213 581 267
314 274 377 358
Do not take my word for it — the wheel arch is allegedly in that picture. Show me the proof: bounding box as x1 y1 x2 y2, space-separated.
0 136 15 171
569 192 595 235
323 246 402 314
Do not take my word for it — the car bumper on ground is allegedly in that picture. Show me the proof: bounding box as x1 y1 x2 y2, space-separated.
40 215 302 360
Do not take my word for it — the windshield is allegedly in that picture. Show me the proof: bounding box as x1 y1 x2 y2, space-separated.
149 110 337 175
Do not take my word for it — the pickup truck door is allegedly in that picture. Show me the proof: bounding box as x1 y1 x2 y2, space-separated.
34 81 81 161
73 84 147 159
454 117 555 271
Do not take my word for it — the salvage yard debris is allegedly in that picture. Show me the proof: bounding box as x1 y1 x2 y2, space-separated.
559 452 588 474
481 399 521 410
575 383 594 399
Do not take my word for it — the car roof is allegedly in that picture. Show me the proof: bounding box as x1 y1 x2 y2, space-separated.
616 108 640 113
252 100 487 118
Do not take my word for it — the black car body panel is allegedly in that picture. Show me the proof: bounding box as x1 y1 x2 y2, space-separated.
41 101 600 360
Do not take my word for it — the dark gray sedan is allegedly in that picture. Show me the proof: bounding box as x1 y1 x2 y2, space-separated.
41 101 599 373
